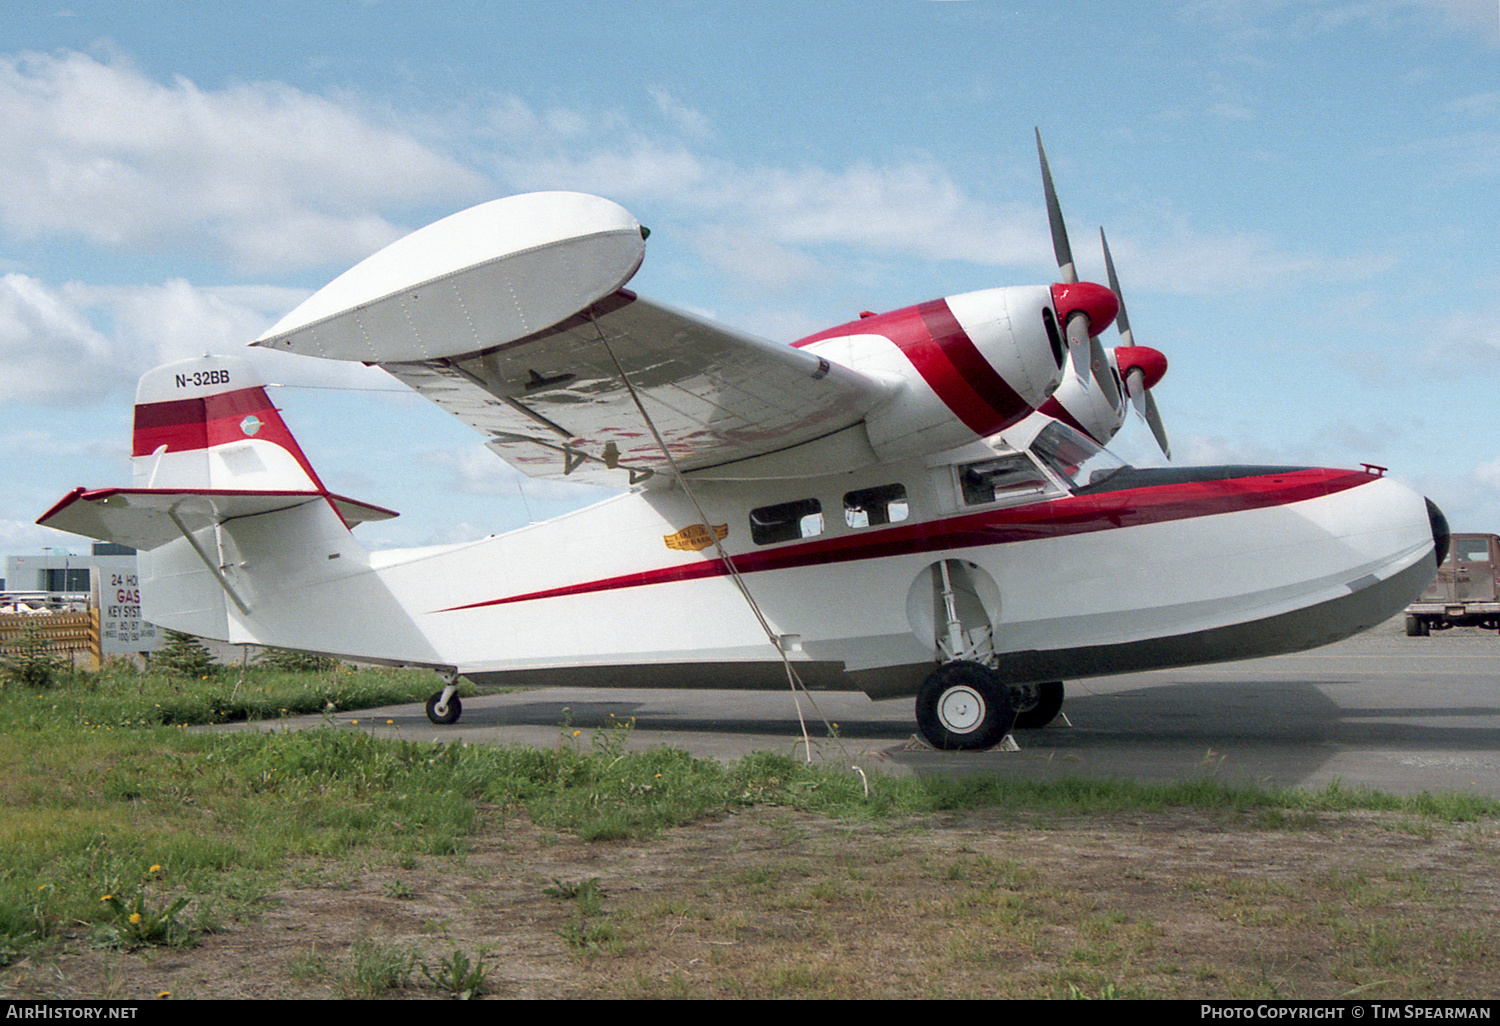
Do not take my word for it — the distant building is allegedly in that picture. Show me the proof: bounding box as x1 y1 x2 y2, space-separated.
3 544 160 653
4 544 137 598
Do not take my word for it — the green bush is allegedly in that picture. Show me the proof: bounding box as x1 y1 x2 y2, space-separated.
258 647 339 673
0 627 64 689
152 631 216 678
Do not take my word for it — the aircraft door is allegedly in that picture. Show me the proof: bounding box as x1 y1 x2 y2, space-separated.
905 559 1001 664
1452 535 1498 603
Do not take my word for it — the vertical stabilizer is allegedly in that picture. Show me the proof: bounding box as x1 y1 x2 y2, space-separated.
132 355 325 492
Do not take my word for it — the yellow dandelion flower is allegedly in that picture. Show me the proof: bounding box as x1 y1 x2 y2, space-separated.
129 912 142 925
100 895 112 902
150 865 162 873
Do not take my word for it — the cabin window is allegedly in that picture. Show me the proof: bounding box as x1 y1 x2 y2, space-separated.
844 484 909 528
959 455 1049 507
750 498 824 545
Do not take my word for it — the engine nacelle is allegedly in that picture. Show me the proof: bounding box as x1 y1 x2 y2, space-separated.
795 285 1066 463
1031 343 1169 448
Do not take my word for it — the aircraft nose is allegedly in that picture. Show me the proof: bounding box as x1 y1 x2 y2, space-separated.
1426 497 1450 567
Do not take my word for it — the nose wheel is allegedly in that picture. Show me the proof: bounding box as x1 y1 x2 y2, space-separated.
915 661 1015 751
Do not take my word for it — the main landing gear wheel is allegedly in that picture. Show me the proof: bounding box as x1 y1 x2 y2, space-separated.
425 691 462 725
916 660 1015 751
1010 681 1065 729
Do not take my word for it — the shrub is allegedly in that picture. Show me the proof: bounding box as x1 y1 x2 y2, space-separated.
0 627 64 689
153 631 216 678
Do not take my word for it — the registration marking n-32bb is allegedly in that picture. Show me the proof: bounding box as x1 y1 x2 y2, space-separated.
175 370 231 388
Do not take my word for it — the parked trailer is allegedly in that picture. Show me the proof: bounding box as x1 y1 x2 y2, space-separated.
1404 532 1499 635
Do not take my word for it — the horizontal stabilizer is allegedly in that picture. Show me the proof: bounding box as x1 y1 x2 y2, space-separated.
38 487 397 551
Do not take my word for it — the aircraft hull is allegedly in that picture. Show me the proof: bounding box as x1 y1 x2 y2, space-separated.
373 467 1437 701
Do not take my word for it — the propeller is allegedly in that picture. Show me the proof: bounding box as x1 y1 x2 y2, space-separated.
1101 228 1171 460
1035 130 1118 401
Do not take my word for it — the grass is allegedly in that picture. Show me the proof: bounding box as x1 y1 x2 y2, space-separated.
0 661 1497 996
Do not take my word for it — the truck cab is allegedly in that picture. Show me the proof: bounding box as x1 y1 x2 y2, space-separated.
1405 532 1499 635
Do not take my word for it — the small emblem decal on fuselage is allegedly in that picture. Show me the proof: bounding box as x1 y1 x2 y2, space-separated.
240 415 263 437
664 523 729 552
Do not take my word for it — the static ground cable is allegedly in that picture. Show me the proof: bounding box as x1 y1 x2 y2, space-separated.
590 315 860 770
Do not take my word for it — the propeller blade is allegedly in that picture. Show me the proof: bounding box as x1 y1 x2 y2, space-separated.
1103 228 1170 459
1124 365 1148 416
1090 335 1122 411
1144 388 1171 460
1036 129 1076 285
1100 228 1133 347
1064 310 1091 385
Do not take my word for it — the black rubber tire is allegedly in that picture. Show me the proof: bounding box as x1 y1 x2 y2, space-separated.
915 661 1015 751
1405 614 1426 637
425 691 462 725
1010 681 1065 729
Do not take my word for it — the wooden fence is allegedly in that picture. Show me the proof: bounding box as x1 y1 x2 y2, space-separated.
0 610 100 668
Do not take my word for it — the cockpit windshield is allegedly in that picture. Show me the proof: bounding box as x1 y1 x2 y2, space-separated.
1031 421 1131 491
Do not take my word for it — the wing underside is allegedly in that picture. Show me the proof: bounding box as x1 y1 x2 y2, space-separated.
380 292 889 486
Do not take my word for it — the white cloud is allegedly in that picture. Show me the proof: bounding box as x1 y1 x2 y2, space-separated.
1107 227 1396 295
648 87 714 139
0 273 121 404
0 49 487 272
0 274 400 406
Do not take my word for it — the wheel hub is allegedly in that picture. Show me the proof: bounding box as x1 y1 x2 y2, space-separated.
938 685 986 733
1010 683 1039 713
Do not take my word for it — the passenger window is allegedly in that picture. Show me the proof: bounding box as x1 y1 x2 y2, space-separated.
844 484 909 528
959 456 1049 506
750 498 824 545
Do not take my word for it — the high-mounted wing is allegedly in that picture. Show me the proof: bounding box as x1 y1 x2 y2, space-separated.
381 291 886 484
254 192 890 485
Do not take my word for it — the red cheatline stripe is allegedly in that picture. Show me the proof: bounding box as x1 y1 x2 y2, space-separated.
436 468 1373 613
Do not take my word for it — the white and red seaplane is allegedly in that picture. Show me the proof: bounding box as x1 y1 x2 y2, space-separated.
40 138 1446 751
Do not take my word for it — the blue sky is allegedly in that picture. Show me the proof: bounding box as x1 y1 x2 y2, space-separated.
3 0 1499 554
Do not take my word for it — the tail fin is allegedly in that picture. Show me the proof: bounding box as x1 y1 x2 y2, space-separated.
39 354 401 646
39 354 396 554
131 355 325 492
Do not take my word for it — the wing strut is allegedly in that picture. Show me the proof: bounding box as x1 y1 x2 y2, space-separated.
585 311 859 774
167 507 252 616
